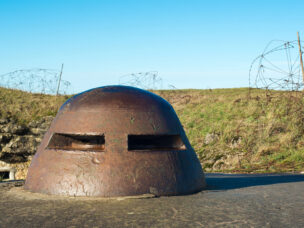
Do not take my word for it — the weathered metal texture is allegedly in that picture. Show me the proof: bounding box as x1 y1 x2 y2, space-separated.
24 86 206 197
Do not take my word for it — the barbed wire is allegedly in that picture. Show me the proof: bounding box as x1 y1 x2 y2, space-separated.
249 40 304 91
0 68 72 95
118 71 164 90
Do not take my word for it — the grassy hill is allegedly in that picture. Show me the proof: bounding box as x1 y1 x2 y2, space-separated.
1 87 304 173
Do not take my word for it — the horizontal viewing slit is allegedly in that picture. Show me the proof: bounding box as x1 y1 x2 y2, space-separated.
47 133 105 151
128 135 186 151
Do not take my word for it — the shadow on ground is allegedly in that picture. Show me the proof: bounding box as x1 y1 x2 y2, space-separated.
205 173 304 190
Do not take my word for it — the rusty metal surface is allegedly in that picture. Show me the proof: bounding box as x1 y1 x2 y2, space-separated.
24 86 206 197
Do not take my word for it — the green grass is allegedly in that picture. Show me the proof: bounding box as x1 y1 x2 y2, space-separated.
155 88 304 173
1 86 304 173
0 87 70 124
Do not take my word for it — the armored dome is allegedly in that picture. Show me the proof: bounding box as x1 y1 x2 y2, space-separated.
25 86 206 197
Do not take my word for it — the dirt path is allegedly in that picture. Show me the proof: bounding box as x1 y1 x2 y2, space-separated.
1 173 304 227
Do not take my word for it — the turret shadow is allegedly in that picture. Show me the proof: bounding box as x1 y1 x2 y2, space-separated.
205 173 304 190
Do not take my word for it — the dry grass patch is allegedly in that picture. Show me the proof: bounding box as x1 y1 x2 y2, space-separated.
1 87 304 173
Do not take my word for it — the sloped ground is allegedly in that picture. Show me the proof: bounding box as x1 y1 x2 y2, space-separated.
155 88 304 173
1 87 304 176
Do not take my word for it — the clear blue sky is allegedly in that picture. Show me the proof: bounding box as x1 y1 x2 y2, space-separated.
1 0 303 93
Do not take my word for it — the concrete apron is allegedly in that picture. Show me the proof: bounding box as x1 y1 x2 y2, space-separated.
1 173 304 227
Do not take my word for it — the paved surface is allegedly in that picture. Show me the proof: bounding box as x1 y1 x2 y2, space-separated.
0 173 304 227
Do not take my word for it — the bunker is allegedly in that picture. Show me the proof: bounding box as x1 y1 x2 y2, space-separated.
24 86 206 197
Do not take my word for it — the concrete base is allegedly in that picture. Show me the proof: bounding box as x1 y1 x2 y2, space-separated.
1 173 304 227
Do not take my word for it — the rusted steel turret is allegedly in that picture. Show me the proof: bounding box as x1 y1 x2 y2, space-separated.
25 86 206 197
